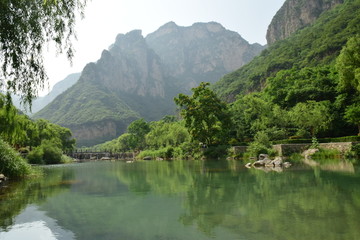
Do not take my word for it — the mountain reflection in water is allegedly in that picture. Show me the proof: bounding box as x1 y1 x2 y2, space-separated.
0 160 359 240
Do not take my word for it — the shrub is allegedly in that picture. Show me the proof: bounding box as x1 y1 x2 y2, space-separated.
27 146 45 164
244 131 276 159
203 145 229 159
137 148 169 160
310 137 320 149
346 143 360 159
27 140 63 165
312 148 342 162
0 138 33 178
42 140 63 164
61 155 74 164
352 144 360 158
172 147 185 159
244 142 276 159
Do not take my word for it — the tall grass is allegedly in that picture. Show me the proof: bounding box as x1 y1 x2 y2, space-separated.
311 148 342 163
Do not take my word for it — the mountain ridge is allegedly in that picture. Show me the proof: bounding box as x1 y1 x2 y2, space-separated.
11 73 80 114
34 21 263 146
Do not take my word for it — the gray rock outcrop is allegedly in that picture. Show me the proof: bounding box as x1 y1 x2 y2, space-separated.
266 0 344 45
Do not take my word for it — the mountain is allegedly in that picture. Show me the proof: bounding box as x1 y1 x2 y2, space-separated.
34 22 264 146
266 0 344 45
146 22 264 91
214 0 359 101
11 73 80 114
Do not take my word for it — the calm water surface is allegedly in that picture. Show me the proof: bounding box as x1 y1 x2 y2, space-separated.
0 160 360 240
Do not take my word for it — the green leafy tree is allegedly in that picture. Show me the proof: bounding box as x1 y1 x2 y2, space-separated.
127 119 150 150
344 103 360 135
0 0 87 105
174 82 232 146
336 35 360 94
230 93 291 142
290 101 332 137
34 119 75 151
265 66 338 108
27 139 63 164
145 120 189 148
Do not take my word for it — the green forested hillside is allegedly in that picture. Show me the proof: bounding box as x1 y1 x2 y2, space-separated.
38 79 139 126
211 0 360 147
214 0 360 101
35 22 264 146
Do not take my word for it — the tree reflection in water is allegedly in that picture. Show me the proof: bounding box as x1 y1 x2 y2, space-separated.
0 160 359 240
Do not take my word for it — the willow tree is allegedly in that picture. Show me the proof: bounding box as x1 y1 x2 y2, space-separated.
0 0 87 106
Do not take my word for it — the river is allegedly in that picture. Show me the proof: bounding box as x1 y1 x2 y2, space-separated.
1 160 360 240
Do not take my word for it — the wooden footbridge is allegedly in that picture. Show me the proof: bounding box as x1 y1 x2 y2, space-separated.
66 150 136 160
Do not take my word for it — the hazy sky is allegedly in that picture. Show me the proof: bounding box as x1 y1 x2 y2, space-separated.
42 0 285 96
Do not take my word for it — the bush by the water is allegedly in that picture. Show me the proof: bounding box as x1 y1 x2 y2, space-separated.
0 138 33 178
311 148 342 162
27 140 64 164
137 147 178 160
203 145 230 159
346 143 360 160
244 131 276 159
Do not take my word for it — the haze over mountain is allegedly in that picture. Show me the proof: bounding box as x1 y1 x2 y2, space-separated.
35 22 264 146
11 73 80 114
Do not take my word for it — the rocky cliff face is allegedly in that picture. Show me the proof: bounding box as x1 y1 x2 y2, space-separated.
102 30 166 98
266 0 344 45
146 22 264 91
35 22 264 146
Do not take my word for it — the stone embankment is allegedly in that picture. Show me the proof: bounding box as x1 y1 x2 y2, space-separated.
233 142 358 157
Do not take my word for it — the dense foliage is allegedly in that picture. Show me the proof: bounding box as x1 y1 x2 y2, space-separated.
94 116 191 158
209 0 360 152
174 82 232 146
0 0 87 106
214 0 360 100
0 137 33 178
95 83 236 158
0 94 76 174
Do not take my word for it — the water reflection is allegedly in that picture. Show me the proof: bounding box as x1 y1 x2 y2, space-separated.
0 166 75 230
0 205 75 240
0 160 359 240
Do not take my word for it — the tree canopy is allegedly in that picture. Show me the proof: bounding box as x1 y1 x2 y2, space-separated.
290 100 332 137
0 0 87 106
174 82 232 146
336 35 360 94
